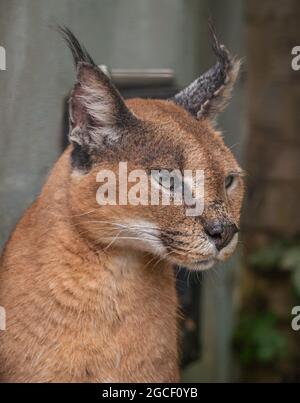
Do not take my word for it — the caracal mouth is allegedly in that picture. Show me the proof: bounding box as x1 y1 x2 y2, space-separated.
181 233 239 272
186 258 217 271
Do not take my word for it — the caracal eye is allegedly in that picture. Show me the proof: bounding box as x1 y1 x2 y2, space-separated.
225 174 235 190
152 170 175 192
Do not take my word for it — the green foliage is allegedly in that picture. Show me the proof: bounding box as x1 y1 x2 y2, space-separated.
249 238 300 297
233 313 288 367
249 241 285 271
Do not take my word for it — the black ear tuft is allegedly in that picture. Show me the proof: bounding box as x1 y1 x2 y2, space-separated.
172 22 240 122
57 25 96 67
208 21 231 73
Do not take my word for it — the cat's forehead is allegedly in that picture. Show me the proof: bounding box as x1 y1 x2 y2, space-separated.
126 97 202 128
125 98 233 169
126 98 220 143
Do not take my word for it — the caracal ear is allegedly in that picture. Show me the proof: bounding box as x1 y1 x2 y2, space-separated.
172 23 241 123
59 27 137 159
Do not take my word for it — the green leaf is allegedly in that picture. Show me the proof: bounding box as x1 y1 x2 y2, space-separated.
249 242 285 271
233 313 288 367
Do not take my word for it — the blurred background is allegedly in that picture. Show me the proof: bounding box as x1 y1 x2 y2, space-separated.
0 0 300 383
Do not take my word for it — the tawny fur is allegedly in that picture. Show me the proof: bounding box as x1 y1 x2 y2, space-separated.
0 145 179 383
0 95 244 383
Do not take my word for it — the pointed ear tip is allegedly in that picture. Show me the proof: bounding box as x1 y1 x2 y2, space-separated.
207 24 237 67
76 61 101 81
76 61 94 71
208 18 241 62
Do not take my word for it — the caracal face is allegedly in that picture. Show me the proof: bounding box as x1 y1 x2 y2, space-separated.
61 26 244 271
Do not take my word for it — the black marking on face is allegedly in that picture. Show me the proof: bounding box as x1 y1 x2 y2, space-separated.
71 143 93 172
